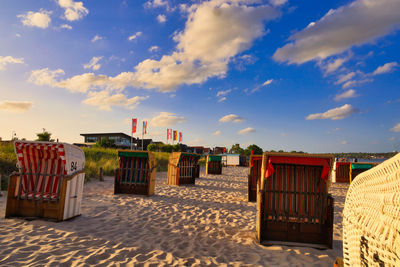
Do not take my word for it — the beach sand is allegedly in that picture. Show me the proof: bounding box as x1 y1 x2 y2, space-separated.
0 167 348 266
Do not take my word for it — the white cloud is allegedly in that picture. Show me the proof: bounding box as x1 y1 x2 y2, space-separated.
273 0 400 64
373 62 398 75
16 33 21 38
213 130 221 136
217 97 227 102
391 123 400 132
0 101 32 112
91 35 103 43
238 127 255 135
83 56 103 71
157 14 166 23
334 89 358 101
341 140 348 145
270 0 287 6
219 114 245 123
17 10 51 29
27 1 279 93
145 0 169 9
323 57 348 74
0 56 24 71
29 68 65 86
336 72 356 84
128 31 142 41
262 79 273 86
82 91 148 111
216 89 232 97
60 24 72 30
389 137 396 141
58 0 89 21
306 104 358 120
149 46 160 52
150 112 186 127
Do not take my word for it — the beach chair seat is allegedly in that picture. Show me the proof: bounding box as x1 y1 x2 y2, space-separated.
248 155 262 202
6 141 85 221
167 152 200 185
206 155 222 175
114 150 156 196
343 153 400 266
256 152 334 249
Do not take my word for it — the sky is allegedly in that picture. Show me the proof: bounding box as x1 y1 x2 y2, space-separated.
0 0 399 153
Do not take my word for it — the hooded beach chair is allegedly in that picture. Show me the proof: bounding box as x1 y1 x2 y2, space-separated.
335 162 351 183
205 155 222 175
167 152 200 185
343 153 400 266
349 162 376 183
256 152 334 248
114 150 156 196
248 154 262 202
5 141 85 221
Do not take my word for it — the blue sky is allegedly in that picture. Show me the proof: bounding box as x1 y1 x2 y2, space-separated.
0 0 399 153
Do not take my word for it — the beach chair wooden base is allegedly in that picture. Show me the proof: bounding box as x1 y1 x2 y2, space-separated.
6 172 83 222
257 192 334 249
114 183 154 196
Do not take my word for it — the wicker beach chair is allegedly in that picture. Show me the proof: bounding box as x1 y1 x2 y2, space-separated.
5 141 85 221
167 152 200 185
256 152 334 248
248 155 262 202
205 155 222 175
114 150 156 196
335 162 351 183
349 162 376 183
343 153 400 266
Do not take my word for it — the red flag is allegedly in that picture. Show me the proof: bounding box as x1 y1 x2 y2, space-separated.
179 132 182 142
143 121 147 134
132 118 137 134
167 129 169 140
173 130 177 141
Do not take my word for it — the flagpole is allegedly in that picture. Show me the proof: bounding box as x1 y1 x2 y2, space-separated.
141 126 144 151
131 119 133 150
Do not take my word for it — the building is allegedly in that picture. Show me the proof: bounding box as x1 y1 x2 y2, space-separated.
214 146 227 154
77 133 153 150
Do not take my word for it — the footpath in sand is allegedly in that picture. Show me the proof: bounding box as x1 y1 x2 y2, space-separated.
0 167 348 266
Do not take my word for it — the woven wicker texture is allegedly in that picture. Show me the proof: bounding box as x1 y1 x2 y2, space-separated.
343 153 400 266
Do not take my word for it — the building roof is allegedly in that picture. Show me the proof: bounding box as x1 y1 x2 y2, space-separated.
80 132 132 139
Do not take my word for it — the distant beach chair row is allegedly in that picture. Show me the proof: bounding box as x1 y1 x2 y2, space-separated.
334 161 377 183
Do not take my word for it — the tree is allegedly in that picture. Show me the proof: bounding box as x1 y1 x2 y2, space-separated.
36 129 54 142
147 144 157 151
230 143 244 154
172 144 181 152
95 137 116 148
245 144 263 156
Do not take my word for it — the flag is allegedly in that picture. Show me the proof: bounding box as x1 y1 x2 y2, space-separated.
179 132 182 142
132 118 137 134
166 129 169 140
173 130 177 141
143 121 147 134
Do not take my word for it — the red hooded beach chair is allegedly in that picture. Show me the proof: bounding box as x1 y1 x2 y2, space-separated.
248 154 262 202
256 152 334 248
5 141 85 221
335 162 351 183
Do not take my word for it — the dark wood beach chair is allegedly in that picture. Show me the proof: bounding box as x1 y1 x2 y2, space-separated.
167 152 200 185
343 153 400 266
206 155 222 175
248 155 262 202
114 150 156 196
349 162 375 183
335 162 351 183
256 152 334 248
5 141 85 221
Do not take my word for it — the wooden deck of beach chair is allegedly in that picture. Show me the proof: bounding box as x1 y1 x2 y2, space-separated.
248 155 262 202
349 162 376 183
167 152 200 185
114 150 156 196
5 141 85 221
335 162 351 183
256 152 334 248
343 153 400 266
206 155 222 175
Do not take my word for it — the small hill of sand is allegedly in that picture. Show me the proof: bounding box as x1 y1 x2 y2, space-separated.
0 167 347 266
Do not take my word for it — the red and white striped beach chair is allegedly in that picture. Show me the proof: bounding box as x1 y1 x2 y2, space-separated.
5 141 85 221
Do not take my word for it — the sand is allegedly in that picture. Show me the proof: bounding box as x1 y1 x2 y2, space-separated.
0 167 347 266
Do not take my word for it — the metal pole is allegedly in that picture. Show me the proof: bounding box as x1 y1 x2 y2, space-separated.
141 126 144 151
